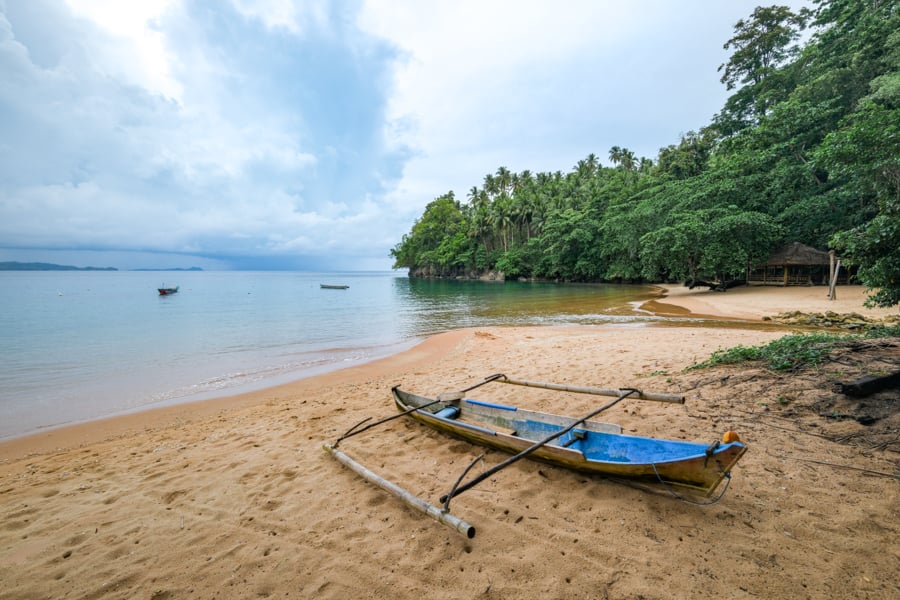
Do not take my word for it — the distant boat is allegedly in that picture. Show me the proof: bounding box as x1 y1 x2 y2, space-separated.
320 284 349 289
158 285 179 296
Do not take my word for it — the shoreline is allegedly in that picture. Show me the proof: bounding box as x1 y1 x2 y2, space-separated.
0 329 473 462
1 284 897 598
649 282 897 321
1 284 892 461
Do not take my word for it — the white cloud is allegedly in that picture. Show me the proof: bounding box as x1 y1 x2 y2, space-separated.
229 0 331 35
64 0 183 101
359 0 811 216
359 1 645 165
0 0 811 270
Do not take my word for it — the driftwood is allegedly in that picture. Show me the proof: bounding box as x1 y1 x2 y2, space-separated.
834 371 900 398
687 279 716 290
686 279 746 292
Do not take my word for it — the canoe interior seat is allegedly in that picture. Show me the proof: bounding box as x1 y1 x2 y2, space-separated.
560 429 587 448
468 420 517 437
435 405 460 419
434 404 517 436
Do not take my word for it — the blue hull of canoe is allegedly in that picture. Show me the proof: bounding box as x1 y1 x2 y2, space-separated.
392 387 746 496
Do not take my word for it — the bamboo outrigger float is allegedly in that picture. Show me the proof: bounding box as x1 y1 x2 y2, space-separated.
322 443 476 538
324 374 747 538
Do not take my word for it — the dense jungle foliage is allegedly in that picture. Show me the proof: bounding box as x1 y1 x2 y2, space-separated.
390 0 900 307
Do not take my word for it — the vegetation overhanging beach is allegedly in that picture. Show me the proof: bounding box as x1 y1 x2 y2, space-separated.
1 284 896 599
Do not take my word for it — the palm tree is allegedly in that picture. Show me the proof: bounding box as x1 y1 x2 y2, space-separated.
620 148 636 171
467 186 492 251
576 154 599 179
483 173 498 198
495 166 512 197
608 146 623 167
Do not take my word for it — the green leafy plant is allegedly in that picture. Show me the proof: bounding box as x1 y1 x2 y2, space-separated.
862 325 900 339
688 332 844 372
690 325 898 373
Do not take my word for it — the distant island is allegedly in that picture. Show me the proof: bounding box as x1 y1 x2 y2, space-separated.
132 267 204 272
0 262 204 272
0 261 117 271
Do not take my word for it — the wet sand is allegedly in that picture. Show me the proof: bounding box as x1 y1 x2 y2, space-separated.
648 283 898 321
0 285 897 599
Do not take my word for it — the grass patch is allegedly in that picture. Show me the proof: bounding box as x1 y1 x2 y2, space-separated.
861 325 900 339
688 326 900 373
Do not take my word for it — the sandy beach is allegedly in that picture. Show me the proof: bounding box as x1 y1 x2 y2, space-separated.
1 285 897 599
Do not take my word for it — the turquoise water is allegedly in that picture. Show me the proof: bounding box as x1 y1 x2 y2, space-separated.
0 271 660 440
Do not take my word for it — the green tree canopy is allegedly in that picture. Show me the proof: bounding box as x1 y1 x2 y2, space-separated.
392 0 900 307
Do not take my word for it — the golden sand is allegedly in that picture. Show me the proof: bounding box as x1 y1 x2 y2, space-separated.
1 285 896 598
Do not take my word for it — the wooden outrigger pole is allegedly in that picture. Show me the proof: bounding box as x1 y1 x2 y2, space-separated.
322 375 506 538
494 375 685 404
323 442 476 538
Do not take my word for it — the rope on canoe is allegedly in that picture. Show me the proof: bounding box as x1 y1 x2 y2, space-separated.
650 463 733 506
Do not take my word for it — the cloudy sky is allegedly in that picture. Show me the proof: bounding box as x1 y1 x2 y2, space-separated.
0 0 809 270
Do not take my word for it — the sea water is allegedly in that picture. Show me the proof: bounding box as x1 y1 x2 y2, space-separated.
0 271 660 440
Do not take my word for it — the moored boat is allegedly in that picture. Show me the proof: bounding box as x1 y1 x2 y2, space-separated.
320 284 349 289
158 285 179 295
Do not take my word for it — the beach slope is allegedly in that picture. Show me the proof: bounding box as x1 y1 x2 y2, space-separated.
1 286 897 599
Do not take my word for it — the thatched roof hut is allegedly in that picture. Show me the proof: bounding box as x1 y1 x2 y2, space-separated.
764 242 831 266
749 242 836 286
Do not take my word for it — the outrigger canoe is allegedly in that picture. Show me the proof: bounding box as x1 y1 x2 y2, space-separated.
325 375 747 538
392 380 746 497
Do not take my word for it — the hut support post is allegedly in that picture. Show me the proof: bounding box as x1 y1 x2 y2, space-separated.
828 251 839 300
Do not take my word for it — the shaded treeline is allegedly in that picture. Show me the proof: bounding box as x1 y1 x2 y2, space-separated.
391 0 899 307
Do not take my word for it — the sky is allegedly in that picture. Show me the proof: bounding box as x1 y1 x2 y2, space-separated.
0 0 810 271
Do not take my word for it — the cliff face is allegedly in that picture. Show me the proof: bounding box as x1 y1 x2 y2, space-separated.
405 268 657 284
407 267 505 281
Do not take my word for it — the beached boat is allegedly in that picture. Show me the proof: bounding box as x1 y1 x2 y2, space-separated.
320 284 349 289
158 285 179 295
392 378 746 497
326 375 745 538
